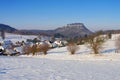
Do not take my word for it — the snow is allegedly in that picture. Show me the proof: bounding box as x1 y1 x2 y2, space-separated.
0 33 120 80
0 33 37 43
20 46 120 61
1 56 120 80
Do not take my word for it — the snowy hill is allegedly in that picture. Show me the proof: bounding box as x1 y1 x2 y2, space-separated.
19 23 92 38
0 33 120 80
20 39 119 61
18 33 120 61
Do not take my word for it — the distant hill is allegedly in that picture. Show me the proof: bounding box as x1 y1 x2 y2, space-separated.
0 23 92 38
19 30 54 36
19 23 92 38
20 23 92 38
54 23 92 38
0 24 17 32
104 30 120 34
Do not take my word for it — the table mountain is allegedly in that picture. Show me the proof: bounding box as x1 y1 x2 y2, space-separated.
54 23 92 38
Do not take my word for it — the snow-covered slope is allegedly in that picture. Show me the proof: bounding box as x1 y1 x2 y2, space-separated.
20 34 118 61
0 33 120 80
0 57 120 80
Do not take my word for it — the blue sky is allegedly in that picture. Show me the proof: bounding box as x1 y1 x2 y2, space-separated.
0 0 120 31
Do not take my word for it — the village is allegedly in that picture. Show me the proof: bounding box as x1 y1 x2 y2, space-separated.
0 33 68 56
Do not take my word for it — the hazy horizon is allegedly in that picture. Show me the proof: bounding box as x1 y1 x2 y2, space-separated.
0 0 120 31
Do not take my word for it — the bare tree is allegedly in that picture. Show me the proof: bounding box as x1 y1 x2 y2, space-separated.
85 31 106 54
115 36 120 53
39 44 49 55
31 44 37 56
67 42 79 55
22 43 50 56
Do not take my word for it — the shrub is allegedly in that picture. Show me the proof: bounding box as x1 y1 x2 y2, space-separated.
67 42 79 55
33 38 38 43
85 31 106 54
39 44 49 55
115 36 120 53
22 43 50 56
31 44 38 56
22 45 31 55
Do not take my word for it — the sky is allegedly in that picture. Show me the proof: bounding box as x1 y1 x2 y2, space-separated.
0 0 120 31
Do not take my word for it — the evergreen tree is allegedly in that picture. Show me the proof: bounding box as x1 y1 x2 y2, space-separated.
1 30 5 40
108 32 112 39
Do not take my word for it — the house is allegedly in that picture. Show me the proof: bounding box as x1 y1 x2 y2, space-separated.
14 46 24 55
2 40 13 49
0 44 4 55
4 48 18 56
38 35 51 41
54 40 63 47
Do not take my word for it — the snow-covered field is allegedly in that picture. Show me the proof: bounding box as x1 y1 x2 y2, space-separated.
1 56 120 80
0 33 120 80
0 33 37 43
